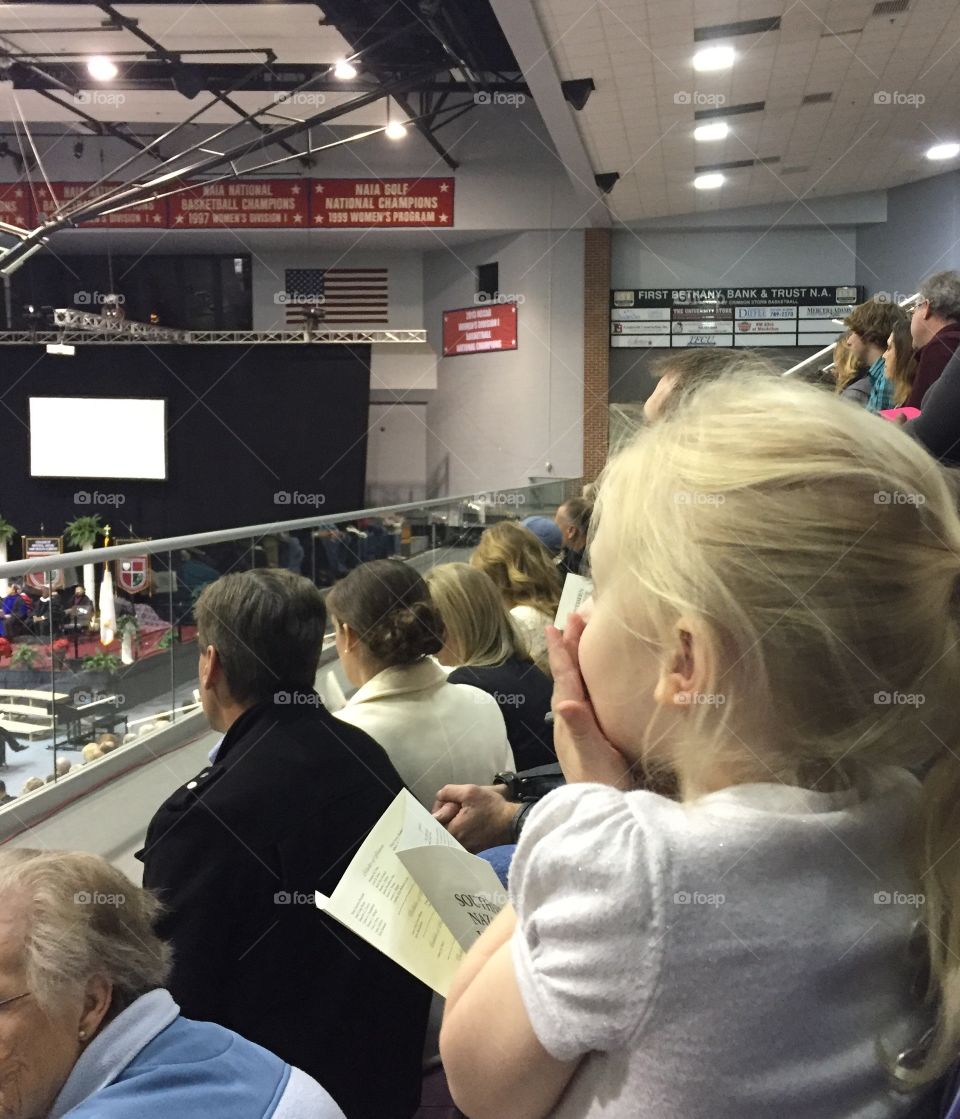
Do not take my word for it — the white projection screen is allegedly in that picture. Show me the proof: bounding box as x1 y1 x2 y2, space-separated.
30 397 167 480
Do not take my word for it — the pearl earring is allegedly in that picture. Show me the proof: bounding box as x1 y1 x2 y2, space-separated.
78 1030 87 1041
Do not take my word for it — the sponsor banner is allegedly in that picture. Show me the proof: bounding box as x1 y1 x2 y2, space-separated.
442 303 517 356
610 285 861 348
734 319 796 334
35 183 166 228
734 333 799 347
169 180 309 228
672 333 730 347
735 306 797 320
673 306 733 321
611 307 671 321
21 537 64 592
799 305 853 319
612 321 671 335
673 321 734 334
610 335 670 348
313 177 454 227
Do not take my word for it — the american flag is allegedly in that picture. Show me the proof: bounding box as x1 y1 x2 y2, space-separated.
283 268 389 325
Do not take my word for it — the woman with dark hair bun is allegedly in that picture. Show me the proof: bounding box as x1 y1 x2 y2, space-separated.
329 560 513 808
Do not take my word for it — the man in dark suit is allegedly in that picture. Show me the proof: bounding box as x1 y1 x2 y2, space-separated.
139 568 430 1119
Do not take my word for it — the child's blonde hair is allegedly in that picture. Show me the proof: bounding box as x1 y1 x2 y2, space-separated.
595 373 960 1085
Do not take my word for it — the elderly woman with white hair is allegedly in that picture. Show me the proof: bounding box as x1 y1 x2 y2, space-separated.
0 849 345 1119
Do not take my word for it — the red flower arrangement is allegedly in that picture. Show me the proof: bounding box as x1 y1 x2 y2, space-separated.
53 638 70 653
0 637 12 659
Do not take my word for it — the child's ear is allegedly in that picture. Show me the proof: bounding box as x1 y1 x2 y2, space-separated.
654 620 711 709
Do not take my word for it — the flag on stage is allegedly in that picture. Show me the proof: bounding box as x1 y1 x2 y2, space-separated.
283 268 389 325
99 567 117 646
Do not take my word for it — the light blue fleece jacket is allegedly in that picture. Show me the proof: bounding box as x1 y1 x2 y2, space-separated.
50 990 345 1119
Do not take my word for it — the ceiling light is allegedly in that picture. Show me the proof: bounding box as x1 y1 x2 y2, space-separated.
87 55 118 81
926 142 960 161
385 120 407 140
694 121 729 141
693 45 735 71
694 172 725 189
333 58 357 80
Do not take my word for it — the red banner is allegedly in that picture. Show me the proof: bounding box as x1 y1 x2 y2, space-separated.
442 302 518 357
313 177 454 228
34 183 166 228
168 179 309 228
0 182 30 228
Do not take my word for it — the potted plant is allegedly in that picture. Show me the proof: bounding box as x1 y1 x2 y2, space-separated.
10 645 38 671
64 515 103 605
0 515 16 597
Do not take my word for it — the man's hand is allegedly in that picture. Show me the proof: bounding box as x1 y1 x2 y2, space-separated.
547 615 633 788
432 783 520 853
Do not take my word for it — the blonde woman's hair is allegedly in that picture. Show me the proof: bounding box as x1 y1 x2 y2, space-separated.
0 849 171 1020
471 521 563 617
426 563 531 667
832 334 865 393
594 373 960 1085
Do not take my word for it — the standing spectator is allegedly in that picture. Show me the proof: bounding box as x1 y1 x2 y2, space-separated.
329 560 513 808
905 271 960 407
471 521 563 667
441 372 948 1119
139 568 431 1119
553 497 593 577
842 299 909 413
427 563 555 771
882 319 919 407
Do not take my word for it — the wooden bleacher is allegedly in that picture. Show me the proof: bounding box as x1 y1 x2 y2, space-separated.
0 689 68 741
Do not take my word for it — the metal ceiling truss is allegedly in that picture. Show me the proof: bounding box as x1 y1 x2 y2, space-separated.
0 0 531 283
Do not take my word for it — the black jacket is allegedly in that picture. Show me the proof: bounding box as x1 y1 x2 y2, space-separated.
138 695 431 1119
904 347 960 464
447 657 555 771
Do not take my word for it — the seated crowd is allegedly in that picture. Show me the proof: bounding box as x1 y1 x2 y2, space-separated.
8 279 960 1119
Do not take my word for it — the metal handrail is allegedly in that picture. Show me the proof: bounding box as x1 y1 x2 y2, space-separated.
0 485 556 578
781 292 921 378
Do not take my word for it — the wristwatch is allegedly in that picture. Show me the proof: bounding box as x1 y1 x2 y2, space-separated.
510 800 536 844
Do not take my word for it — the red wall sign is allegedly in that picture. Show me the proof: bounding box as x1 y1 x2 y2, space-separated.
0 183 30 227
168 179 309 228
9 177 456 230
442 302 518 357
313 177 454 227
34 183 166 228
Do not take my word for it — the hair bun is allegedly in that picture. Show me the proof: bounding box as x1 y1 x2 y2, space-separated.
369 601 443 664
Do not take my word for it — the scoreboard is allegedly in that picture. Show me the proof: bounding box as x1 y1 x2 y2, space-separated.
610 286 861 349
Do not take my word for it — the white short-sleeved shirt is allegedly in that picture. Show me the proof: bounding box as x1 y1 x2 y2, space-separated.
510 770 935 1119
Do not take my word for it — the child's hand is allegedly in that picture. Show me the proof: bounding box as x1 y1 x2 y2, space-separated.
546 615 634 789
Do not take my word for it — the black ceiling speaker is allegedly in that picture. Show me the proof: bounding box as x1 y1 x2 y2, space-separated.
561 78 595 110
594 171 620 194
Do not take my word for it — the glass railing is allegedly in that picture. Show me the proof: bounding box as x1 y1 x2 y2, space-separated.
0 483 576 812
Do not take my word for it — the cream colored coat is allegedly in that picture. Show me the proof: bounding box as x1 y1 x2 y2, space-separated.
333 658 514 808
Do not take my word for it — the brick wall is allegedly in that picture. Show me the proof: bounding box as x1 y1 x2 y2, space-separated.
582 227 611 484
